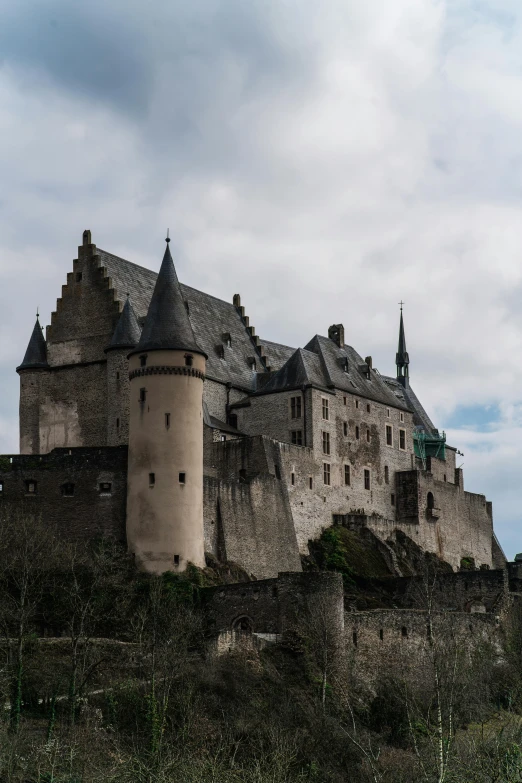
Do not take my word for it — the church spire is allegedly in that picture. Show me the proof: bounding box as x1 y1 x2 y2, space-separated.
130 237 206 357
17 313 48 371
396 302 409 387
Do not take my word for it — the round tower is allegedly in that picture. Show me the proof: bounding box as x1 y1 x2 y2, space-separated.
126 237 207 574
17 313 50 455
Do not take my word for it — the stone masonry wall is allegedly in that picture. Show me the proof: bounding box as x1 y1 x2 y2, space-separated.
106 351 131 446
0 447 127 543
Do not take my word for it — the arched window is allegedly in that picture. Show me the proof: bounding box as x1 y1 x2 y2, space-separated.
427 492 435 510
233 616 253 633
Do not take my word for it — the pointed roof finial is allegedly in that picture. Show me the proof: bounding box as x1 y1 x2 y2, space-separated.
166 228 170 244
36 306 40 320
399 300 404 312
396 302 409 386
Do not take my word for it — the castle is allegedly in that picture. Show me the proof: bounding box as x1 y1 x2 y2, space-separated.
0 229 506 582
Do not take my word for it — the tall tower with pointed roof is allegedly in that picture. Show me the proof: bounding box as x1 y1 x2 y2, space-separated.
17 314 49 454
126 238 207 574
105 296 142 446
396 304 409 388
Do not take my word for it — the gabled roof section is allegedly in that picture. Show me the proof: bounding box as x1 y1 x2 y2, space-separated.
132 241 205 357
17 317 48 371
304 334 410 410
254 348 328 395
382 376 437 433
106 297 141 352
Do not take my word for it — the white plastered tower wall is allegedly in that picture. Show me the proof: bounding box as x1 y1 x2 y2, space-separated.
125 238 208 575
126 349 206 573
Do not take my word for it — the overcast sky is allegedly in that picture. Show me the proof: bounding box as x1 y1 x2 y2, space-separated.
1 0 521 556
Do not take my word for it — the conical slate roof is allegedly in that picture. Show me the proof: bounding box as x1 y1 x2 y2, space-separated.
17 317 48 371
130 241 206 357
106 296 141 351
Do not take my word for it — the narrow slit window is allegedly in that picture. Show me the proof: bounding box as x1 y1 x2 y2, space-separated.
140 355 147 367
352 631 357 646
116 371 120 380
366 429 370 442
140 388 147 403
26 480 37 495
343 422 348 436
149 473 155 486
309 477 313 490
400 412 404 423
291 472 295 486
344 465 351 486
165 413 171 430
275 464 281 480
379 628 384 641
0 481 3 494
391 493 395 506
179 472 186 484
174 555 180 566
355 399 359 409
366 403 371 413
343 396 347 405
402 626 408 638
384 465 389 484
116 418 120 429
355 426 360 440
185 354 193 367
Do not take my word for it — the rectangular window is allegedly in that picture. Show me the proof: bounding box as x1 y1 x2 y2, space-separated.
355 399 359 409
391 493 395 506
344 465 351 486
25 480 37 495
322 398 329 420
140 355 147 367
343 422 348 436
366 403 371 413
400 412 404 423
343 396 347 405
99 482 112 494
174 555 180 566
386 424 393 446
140 388 147 403
275 464 281 480
179 472 186 484
291 430 303 446
384 465 389 484
116 371 120 380
366 429 370 443
61 483 74 497
322 431 330 455
165 413 171 429
309 476 313 490
399 429 406 450
290 396 302 419
149 473 155 486
185 355 193 367
355 426 360 440
364 469 371 491
386 408 390 418
291 472 295 485
323 463 331 486
116 418 120 429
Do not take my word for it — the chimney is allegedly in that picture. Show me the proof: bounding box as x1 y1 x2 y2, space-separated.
365 356 373 370
328 324 345 348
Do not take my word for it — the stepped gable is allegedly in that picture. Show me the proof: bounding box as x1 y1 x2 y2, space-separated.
106 297 141 351
17 317 48 371
382 375 437 433
255 348 327 394
305 334 410 410
96 248 274 390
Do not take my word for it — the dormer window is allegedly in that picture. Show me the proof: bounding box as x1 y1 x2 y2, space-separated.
343 358 349 373
222 332 232 348
217 344 225 359
185 355 193 367
249 357 256 371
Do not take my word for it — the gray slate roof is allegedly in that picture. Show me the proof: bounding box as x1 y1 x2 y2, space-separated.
382 376 437 432
106 297 141 351
17 318 48 370
134 243 204 356
256 348 328 394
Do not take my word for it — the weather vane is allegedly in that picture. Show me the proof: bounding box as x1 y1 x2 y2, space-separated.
399 300 404 312
166 228 170 244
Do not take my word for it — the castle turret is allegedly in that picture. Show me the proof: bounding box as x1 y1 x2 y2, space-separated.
396 304 409 388
16 314 49 454
105 296 141 446
126 237 207 574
